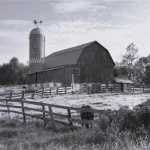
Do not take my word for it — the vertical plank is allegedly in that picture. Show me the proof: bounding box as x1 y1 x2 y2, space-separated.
65 86 67 95
100 84 101 93
87 86 90 94
22 90 25 100
57 87 58 95
111 85 112 93
6 92 12 118
9 91 12 100
42 88 44 98
50 88 51 95
42 104 46 127
31 91 35 99
67 109 73 131
133 85 134 93
48 106 56 131
21 91 26 123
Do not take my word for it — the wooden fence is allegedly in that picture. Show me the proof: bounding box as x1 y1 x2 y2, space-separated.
32 87 72 98
89 84 150 94
0 91 105 131
30 84 150 98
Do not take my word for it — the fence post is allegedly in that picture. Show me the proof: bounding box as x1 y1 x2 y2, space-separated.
87 87 90 94
48 106 56 131
111 85 112 93
9 91 12 100
6 92 12 118
41 88 44 98
133 85 135 93
57 87 58 95
42 104 46 127
100 84 101 93
31 91 35 99
21 90 26 123
65 86 67 95
67 109 73 131
50 88 51 95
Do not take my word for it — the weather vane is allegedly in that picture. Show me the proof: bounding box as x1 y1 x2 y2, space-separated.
34 20 42 28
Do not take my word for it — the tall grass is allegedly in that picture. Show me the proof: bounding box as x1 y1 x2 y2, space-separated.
0 118 149 150
1 99 150 149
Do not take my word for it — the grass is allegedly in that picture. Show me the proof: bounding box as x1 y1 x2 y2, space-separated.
0 118 149 150
1 99 150 149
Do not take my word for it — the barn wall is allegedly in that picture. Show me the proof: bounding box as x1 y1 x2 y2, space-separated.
77 42 114 83
27 65 82 86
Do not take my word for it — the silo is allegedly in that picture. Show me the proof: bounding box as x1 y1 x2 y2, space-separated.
29 27 45 73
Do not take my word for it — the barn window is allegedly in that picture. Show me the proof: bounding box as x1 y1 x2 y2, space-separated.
76 68 80 75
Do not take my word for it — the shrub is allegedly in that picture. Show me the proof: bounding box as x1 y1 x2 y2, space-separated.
2 119 19 128
0 128 18 138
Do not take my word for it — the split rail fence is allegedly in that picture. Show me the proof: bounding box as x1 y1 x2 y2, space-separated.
33 84 150 98
88 84 150 94
0 91 104 131
32 87 72 98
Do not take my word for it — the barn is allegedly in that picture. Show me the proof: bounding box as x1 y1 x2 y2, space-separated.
27 41 115 86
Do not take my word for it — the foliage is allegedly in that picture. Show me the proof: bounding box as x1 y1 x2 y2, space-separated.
1 99 150 149
122 42 138 67
0 57 29 85
114 65 128 77
119 42 138 80
0 116 149 150
143 65 150 84
115 43 150 84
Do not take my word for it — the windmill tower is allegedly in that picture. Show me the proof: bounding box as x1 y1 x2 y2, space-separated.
29 20 45 73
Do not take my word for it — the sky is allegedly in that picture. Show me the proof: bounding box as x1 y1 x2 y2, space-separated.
0 0 150 65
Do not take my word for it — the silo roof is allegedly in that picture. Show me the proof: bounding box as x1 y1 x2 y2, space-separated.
30 28 44 36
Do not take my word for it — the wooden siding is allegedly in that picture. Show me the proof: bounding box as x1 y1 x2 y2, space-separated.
77 42 114 83
27 66 74 86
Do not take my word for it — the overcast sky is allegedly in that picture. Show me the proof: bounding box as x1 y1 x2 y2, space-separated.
0 0 150 64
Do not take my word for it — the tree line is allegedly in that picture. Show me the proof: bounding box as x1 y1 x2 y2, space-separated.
0 57 29 85
115 42 150 85
1 43 150 86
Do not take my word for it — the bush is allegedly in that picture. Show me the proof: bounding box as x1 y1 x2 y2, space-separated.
0 128 18 138
97 100 150 137
2 119 19 128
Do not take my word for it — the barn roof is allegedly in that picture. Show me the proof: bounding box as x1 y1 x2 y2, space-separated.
45 40 115 69
114 77 134 84
45 41 95 69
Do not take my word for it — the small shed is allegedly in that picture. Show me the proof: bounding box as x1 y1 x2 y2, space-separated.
114 77 134 92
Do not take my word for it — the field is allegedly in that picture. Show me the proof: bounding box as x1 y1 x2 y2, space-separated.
0 89 150 149
32 93 150 110
25 92 150 116
0 92 150 118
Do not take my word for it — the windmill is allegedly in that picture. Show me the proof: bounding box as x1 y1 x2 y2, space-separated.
34 20 42 28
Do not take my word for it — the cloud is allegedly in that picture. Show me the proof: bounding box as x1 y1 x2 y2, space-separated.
52 0 109 13
0 0 150 64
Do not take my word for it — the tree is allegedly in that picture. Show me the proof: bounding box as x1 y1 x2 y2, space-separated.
114 66 128 78
134 57 148 84
121 42 138 80
143 65 150 84
0 57 29 85
122 42 138 66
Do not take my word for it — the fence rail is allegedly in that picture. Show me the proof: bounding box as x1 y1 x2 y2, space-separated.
28 84 150 98
0 91 105 131
88 84 150 94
